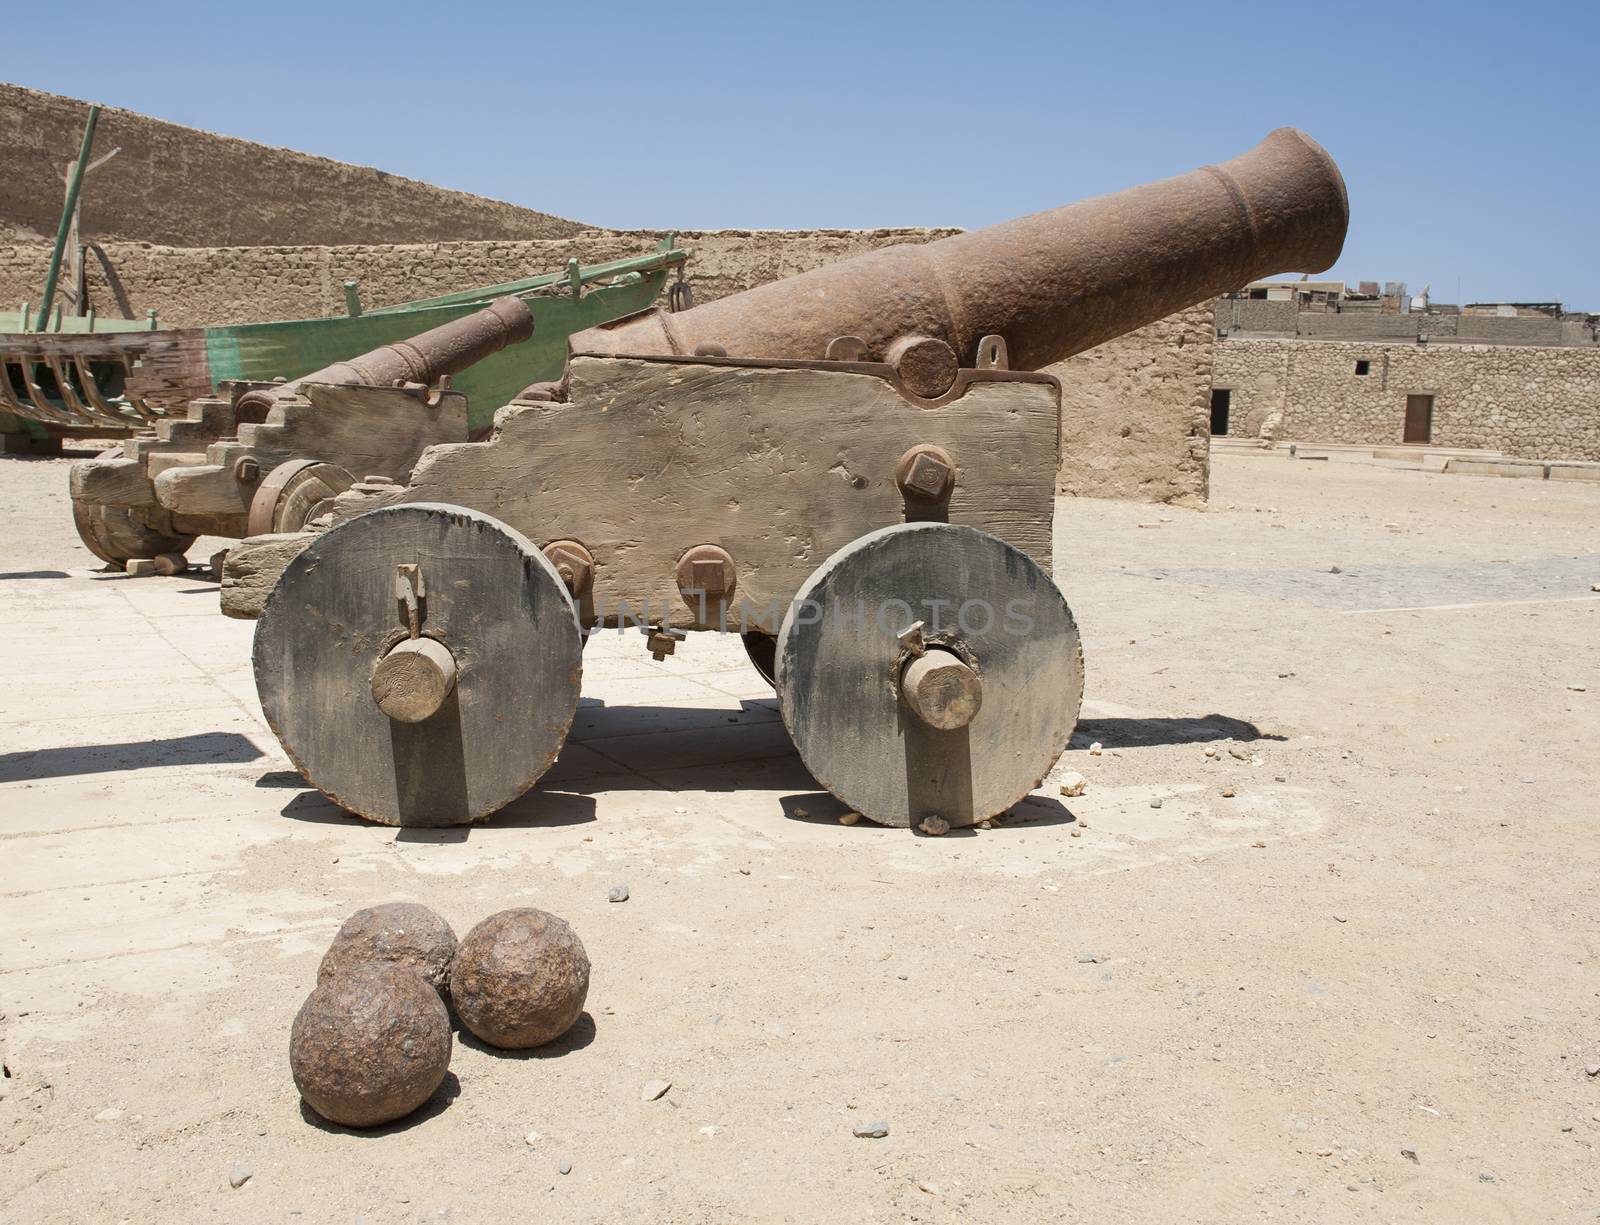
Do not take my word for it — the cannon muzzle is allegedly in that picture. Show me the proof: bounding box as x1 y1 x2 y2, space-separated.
570 128 1346 378
239 295 534 414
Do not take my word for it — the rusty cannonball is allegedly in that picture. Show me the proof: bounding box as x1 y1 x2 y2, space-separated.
318 902 457 1000
290 965 452 1128
450 908 590 1049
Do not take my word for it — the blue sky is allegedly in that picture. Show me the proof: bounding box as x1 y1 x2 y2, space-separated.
8 1 1596 308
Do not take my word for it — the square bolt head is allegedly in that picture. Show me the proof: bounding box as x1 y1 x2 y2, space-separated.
902 451 953 500
690 558 729 595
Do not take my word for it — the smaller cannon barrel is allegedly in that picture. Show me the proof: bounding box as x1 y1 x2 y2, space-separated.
239 296 534 414
568 128 1347 377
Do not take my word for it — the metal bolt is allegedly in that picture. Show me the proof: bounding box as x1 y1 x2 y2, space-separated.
675 544 736 611
542 540 594 597
234 456 261 484
895 445 955 502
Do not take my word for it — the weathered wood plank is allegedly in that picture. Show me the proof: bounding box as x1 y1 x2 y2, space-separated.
220 531 318 620
399 358 1059 632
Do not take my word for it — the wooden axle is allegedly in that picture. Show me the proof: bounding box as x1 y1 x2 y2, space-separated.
371 637 458 723
900 649 983 731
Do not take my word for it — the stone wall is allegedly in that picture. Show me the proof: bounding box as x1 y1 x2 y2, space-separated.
0 229 960 326
1212 337 1600 460
1051 304 1215 505
0 82 585 247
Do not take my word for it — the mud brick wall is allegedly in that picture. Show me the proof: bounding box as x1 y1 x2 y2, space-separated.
1049 304 1216 506
0 82 586 247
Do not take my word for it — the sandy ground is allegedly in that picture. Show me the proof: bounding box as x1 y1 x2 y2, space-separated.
1 447 1597 1224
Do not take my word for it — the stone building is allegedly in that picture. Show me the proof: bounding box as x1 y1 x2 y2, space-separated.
1209 287 1600 461
0 82 1213 504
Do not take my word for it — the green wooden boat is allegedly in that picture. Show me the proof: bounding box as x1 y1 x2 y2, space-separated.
1 240 687 440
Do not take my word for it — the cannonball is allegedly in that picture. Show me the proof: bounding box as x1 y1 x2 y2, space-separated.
290 965 451 1128
318 902 457 1000
450 908 590 1049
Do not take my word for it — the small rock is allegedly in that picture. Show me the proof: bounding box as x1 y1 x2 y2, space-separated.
1478 1172 1495 1183
1329 565 1342 574
1089 742 1103 756
607 884 629 903
1077 953 1100 964
558 1159 572 1176
228 1163 254 1189
918 815 950 836
524 1131 542 1147
1203 745 1220 759
915 1179 939 1194
1070 828 1082 838
209 549 229 579
1150 798 1163 809
738 867 750 876
793 807 808 818
977 820 992 830
124 558 156 577
1219 787 1236 798
1569 684 1587 693
1401 1148 1419 1164
1586 1063 1600 1077
1251 840 1267 849
1058 771 1087 798
839 812 859 826
853 1121 890 1139
1314 1148 1333 1157
153 552 188 576
94 1107 123 1122
1227 746 1251 761
641 1078 671 1102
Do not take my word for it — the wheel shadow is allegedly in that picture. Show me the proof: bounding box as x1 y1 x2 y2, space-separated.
1070 714 1286 749
260 701 1260 835
0 731 264 783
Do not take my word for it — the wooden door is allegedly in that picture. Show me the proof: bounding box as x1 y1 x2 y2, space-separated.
1404 394 1433 444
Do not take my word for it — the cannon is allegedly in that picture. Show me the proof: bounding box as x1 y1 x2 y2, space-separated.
57 244 687 565
234 129 1348 830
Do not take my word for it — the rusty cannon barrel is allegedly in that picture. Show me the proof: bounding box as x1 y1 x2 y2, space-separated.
568 128 1346 396
238 295 534 414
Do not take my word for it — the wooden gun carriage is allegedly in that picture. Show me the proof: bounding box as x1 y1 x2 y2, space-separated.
227 130 1349 831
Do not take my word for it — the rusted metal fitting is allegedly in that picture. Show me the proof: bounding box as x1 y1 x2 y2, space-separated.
895 445 955 502
676 544 737 614
233 456 261 484
886 335 959 399
645 627 686 661
543 540 595 597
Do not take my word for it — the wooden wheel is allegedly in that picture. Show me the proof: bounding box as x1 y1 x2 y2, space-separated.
776 522 1083 829
253 503 583 826
247 459 356 535
70 447 195 565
